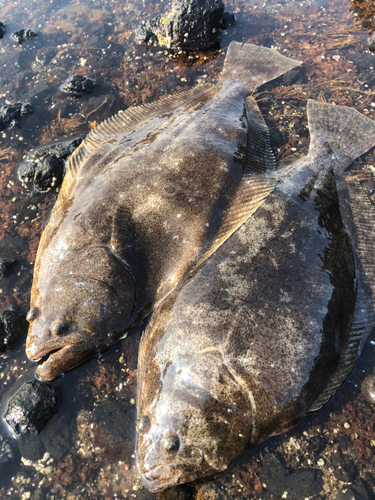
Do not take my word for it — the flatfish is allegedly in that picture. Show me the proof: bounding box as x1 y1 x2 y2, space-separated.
136 100 375 492
25 42 301 380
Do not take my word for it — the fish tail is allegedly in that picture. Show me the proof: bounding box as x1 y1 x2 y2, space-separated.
220 41 302 92
306 99 375 169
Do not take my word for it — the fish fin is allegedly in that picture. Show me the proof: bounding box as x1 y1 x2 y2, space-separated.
220 41 302 92
309 172 375 411
85 83 213 147
194 174 278 270
306 99 375 168
244 97 276 174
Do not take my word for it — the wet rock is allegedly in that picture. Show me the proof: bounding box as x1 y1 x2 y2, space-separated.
17 433 46 462
12 28 37 44
61 74 97 94
18 137 83 192
77 398 137 459
332 450 359 483
0 306 26 352
0 21 4 39
40 412 75 459
4 380 58 436
0 257 16 278
361 374 375 405
261 453 323 499
136 0 234 51
0 102 32 131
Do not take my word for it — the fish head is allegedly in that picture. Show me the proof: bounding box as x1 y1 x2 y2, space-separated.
137 352 252 491
26 246 135 380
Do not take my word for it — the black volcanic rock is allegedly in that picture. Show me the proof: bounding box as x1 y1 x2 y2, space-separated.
0 306 25 352
0 102 32 131
136 0 234 50
4 381 58 436
61 74 97 94
18 137 83 192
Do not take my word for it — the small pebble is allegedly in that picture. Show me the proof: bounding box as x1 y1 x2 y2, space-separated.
361 374 375 405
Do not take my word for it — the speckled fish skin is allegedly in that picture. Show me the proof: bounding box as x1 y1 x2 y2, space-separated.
25 43 302 381
136 100 375 492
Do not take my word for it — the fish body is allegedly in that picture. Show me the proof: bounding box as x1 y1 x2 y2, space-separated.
136 100 375 491
26 43 301 380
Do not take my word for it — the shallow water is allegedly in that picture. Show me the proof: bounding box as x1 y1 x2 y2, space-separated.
0 0 375 498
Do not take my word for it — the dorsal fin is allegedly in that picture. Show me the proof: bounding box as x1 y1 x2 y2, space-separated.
193 174 278 272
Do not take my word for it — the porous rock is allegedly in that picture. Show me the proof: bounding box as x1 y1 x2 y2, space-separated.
136 0 234 50
0 306 25 352
12 28 37 44
0 102 32 131
61 74 97 94
4 380 58 436
18 137 82 192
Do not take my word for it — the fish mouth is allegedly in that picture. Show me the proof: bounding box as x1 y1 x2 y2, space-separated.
35 345 74 381
28 340 97 381
138 447 206 492
140 464 208 493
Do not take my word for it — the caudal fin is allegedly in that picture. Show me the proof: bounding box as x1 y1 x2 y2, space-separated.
220 42 302 92
307 100 375 167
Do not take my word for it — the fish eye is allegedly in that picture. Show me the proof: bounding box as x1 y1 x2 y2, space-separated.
161 434 180 455
26 307 38 322
137 415 151 434
51 319 69 336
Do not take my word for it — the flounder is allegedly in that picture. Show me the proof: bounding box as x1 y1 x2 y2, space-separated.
26 42 301 380
136 100 375 492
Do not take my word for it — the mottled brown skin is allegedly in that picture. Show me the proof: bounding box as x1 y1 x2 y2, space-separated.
26 43 301 380
136 101 375 492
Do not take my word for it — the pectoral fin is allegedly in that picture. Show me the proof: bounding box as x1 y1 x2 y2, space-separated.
194 174 278 270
